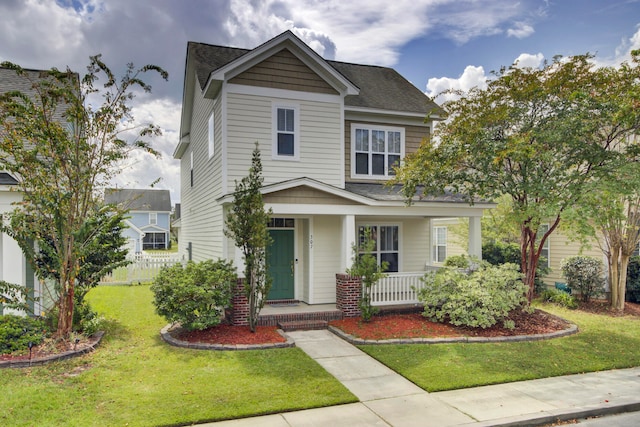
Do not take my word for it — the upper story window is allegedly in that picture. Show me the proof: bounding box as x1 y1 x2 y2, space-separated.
149 212 157 225
272 104 299 160
352 124 404 179
190 151 194 187
208 111 215 159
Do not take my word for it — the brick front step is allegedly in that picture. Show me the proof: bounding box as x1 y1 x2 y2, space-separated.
258 310 343 327
277 320 329 331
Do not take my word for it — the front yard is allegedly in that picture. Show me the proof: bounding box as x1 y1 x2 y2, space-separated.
0 285 356 427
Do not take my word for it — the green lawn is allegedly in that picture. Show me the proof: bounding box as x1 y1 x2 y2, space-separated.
361 303 640 392
0 285 356 427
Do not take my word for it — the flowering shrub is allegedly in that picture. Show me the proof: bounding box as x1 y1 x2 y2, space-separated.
151 260 237 331
561 256 605 303
418 262 527 329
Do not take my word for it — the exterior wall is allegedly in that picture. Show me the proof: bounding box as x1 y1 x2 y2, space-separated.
263 188 359 205
312 215 342 303
230 49 338 95
128 211 171 231
431 218 468 265
225 91 343 189
543 230 605 287
178 79 225 261
344 120 430 183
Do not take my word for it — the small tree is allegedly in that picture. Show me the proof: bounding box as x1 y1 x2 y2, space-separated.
561 256 606 303
0 57 167 338
225 143 272 332
347 227 387 322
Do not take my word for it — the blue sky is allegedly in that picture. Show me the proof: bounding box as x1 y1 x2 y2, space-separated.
1 0 639 203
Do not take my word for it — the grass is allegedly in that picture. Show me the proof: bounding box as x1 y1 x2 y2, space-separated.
360 302 640 392
0 285 356 427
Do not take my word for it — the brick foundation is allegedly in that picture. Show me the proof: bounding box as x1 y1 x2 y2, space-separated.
336 274 362 318
230 279 249 326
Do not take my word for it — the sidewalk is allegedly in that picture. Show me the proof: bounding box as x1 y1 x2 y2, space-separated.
199 330 640 426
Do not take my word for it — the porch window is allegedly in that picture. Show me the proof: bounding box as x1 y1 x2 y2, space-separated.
538 224 550 268
143 232 166 250
358 225 399 272
272 104 299 160
352 124 404 179
433 226 447 263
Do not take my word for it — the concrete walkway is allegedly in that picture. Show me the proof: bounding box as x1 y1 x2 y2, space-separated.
200 330 640 426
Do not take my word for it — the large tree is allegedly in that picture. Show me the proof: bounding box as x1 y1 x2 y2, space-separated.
0 57 167 338
395 53 639 302
225 143 273 332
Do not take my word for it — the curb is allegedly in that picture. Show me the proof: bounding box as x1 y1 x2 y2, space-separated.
328 321 578 346
0 331 105 369
160 324 296 351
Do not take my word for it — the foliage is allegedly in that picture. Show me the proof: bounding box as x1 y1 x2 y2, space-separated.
443 254 471 269
0 280 34 314
538 288 578 309
0 58 167 338
482 241 521 266
151 260 236 331
395 53 640 303
626 256 640 303
561 256 606 303
347 227 387 321
224 143 273 332
418 262 527 328
0 315 47 354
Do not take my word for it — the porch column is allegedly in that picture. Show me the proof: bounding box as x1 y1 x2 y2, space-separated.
342 214 356 272
468 216 482 259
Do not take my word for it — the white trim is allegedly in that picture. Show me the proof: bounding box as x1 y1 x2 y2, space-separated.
339 100 346 189
221 83 228 195
267 203 489 217
272 103 300 161
207 110 215 159
346 105 443 121
228 83 342 104
308 217 315 304
350 123 405 180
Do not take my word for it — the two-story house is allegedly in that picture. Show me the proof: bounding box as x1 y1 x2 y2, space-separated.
104 188 172 253
174 31 492 307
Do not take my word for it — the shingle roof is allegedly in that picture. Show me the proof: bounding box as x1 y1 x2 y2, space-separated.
344 182 473 203
186 42 441 116
0 172 18 185
105 188 171 211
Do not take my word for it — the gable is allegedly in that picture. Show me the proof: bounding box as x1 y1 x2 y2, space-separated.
263 186 360 205
229 48 339 95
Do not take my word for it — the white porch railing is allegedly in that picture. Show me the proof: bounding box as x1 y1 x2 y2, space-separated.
370 267 440 306
100 253 184 285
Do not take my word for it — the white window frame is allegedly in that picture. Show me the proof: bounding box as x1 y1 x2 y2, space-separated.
351 123 405 180
189 150 194 187
272 103 300 161
432 226 447 264
208 111 215 159
538 224 550 268
356 223 401 273
149 212 157 225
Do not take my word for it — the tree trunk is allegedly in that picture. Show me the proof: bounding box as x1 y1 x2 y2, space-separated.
56 277 75 338
610 245 622 311
615 254 630 312
520 228 539 303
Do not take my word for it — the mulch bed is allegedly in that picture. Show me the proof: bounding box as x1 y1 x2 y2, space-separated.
175 325 287 345
0 334 100 363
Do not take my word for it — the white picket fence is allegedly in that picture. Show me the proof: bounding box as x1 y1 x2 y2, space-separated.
370 266 441 306
100 253 185 285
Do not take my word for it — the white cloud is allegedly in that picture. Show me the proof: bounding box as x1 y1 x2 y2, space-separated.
426 65 488 102
513 52 545 68
507 21 535 39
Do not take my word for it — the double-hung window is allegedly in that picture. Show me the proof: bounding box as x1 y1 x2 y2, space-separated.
352 124 403 178
358 225 399 272
538 224 550 268
149 212 157 225
433 226 447 263
273 104 299 160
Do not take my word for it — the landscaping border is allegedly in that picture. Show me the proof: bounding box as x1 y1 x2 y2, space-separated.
328 321 579 346
0 331 105 369
160 324 295 350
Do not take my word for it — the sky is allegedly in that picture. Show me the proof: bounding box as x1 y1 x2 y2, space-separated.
1 0 639 204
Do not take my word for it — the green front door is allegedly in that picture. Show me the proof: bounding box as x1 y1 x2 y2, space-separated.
267 229 295 300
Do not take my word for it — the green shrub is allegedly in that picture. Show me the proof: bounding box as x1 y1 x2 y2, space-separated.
482 241 520 265
626 256 640 303
443 254 471 269
0 315 47 354
561 256 605 303
418 262 527 329
539 288 578 309
151 260 237 331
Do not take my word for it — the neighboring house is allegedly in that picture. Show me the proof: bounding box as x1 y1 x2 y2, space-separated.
0 67 62 316
174 31 493 305
105 188 172 253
